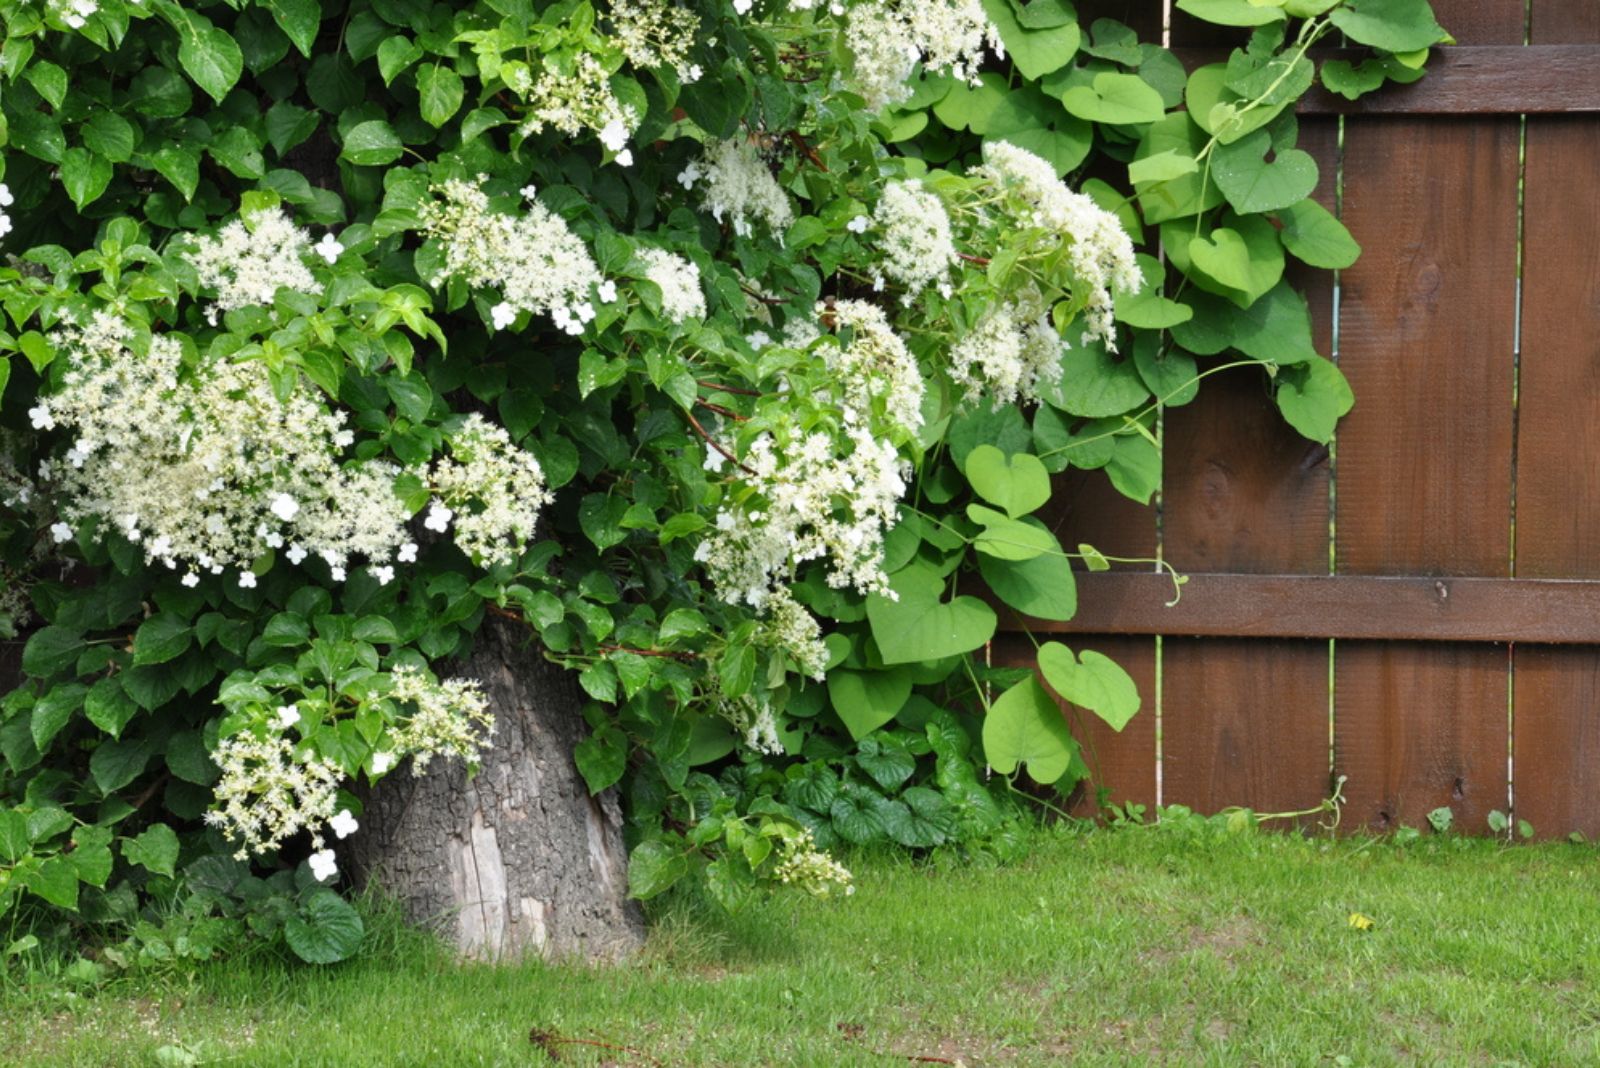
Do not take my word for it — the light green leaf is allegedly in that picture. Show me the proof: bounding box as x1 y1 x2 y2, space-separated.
980 0 1080 79
1167 213 1285 309
1275 355 1353 443
1133 113 1224 223
1276 198 1361 269
1037 642 1141 731
1328 0 1450 52
1047 342 1151 418
963 444 1052 518
416 65 464 127
1114 253 1192 330
930 72 1008 133
1105 433 1160 504
866 563 997 666
123 823 180 879
81 113 136 163
60 148 112 209
1061 72 1166 125
1172 282 1319 364
981 676 1077 784
977 519 1078 622
26 856 79 910
1212 129 1320 214
968 504 1057 561
1129 149 1198 186
340 120 404 166
176 18 245 104
827 667 912 741
1175 0 1287 25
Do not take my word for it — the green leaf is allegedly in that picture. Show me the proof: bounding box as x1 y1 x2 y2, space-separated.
866 563 997 666
1320 58 1389 101
1129 149 1198 186
1276 198 1360 269
1168 213 1284 309
25 60 68 109
69 826 114 888
1105 433 1160 505
981 676 1077 784
32 684 85 751
1175 0 1286 26
376 37 423 85
85 677 139 739
123 823 180 878
1328 0 1450 52
1133 113 1225 223
884 786 956 847
855 738 917 791
1037 642 1140 731
150 144 201 201
931 72 1008 134
286 889 365 964
980 0 1081 79
574 723 627 794
1172 282 1319 364
1212 129 1320 215
1060 72 1166 125
60 148 112 210
968 504 1057 561
133 614 192 666
416 65 464 127
963 444 1051 518
166 729 220 786
91 736 157 793
340 120 404 166
81 113 136 163
1046 342 1150 418
265 0 321 57
1275 355 1353 444
1114 253 1192 330
827 667 912 741
1132 334 1199 407
22 626 83 674
177 18 245 104
578 494 629 550
0 810 29 863
628 839 689 899
977 522 1078 622
26 856 79 910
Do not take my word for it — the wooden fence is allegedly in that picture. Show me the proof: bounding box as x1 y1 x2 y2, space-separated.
998 0 1600 838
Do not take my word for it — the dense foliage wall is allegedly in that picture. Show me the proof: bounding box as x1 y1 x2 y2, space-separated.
0 0 1445 965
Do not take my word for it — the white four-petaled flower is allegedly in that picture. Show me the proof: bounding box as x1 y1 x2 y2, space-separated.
329 809 359 839
314 232 344 264
308 849 338 882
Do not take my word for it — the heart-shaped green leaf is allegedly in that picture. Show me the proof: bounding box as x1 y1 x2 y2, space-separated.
1329 0 1450 52
1167 213 1285 309
982 676 1078 784
1175 0 1287 26
1275 355 1354 443
1061 72 1166 126
980 0 1081 80
1037 642 1141 732
1276 198 1361 269
827 667 912 741
968 504 1057 561
1114 253 1193 330
1046 340 1152 418
964 445 1051 518
867 563 997 665
1213 129 1320 214
978 524 1078 622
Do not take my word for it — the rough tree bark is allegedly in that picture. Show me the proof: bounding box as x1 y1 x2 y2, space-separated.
347 616 644 960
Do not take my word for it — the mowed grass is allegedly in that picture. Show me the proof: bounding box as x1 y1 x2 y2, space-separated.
5 824 1600 1067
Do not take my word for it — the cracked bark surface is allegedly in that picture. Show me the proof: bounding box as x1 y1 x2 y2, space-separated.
347 616 643 960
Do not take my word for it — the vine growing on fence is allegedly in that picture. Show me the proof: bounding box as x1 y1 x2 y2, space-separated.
0 0 1444 966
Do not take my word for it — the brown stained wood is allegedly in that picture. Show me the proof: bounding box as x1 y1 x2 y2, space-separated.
1162 640 1331 817
991 633 1156 819
1510 648 1600 840
1530 0 1600 45
1424 0 1526 46
1008 572 1600 644
1334 642 1508 833
1297 46 1600 115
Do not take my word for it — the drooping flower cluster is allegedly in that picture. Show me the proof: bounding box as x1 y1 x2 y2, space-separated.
718 690 784 756
948 286 1065 407
426 414 552 568
421 178 604 334
185 205 323 323
970 141 1142 347
386 667 495 775
609 0 703 83
771 826 855 897
511 51 637 159
870 179 958 298
679 138 795 237
822 300 925 434
638 248 706 323
695 423 909 608
206 731 344 860
33 312 412 586
759 587 830 680
841 0 1000 111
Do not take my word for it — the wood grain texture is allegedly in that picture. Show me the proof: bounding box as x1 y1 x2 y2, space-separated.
1008 573 1600 644
1509 3 1600 840
1298 46 1600 115
1163 639 1331 816
1335 642 1509 833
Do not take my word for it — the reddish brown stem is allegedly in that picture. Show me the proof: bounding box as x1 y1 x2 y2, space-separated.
684 408 756 475
695 399 748 422
697 379 763 397
957 251 991 266
599 644 698 662
787 130 828 171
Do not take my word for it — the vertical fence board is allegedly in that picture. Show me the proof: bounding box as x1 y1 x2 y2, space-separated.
1509 2 1600 839
1333 95 1519 830
1158 120 1338 816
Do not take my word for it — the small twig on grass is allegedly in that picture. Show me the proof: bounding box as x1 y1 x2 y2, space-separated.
528 1027 664 1066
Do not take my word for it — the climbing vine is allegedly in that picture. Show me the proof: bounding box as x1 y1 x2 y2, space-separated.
0 0 1445 964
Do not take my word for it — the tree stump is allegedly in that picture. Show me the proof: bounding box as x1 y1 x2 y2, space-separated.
348 616 643 960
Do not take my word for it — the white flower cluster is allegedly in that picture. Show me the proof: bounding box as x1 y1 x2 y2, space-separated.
638 248 706 323
422 178 604 335
695 423 908 607
34 312 412 586
185 206 323 324
514 50 637 160
842 0 999 111
871 179 958 298
387 666 495 775
970 141 1142 348
771 826 855 897
759 588 829 680
679 139 794 238
609 0 703 84
948 286 1064 407
719 690 784 756
205 731 344 861
426 414 552 568
47 0 98 29
0 184 13 240
823 300 925 435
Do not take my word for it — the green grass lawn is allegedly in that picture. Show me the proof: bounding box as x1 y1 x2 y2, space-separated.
5 823 1599 1067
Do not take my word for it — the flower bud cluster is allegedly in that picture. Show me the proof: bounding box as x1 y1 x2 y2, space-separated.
387 666 496 775
842 0 999 111
609 0 703 84
513 51 637 157
823 300 925 435
870 179 959 299
426 414 552 569
771 827 855 897
205 731 344 860
185 205 324 324
948 286 1065 408
679 139 795 238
